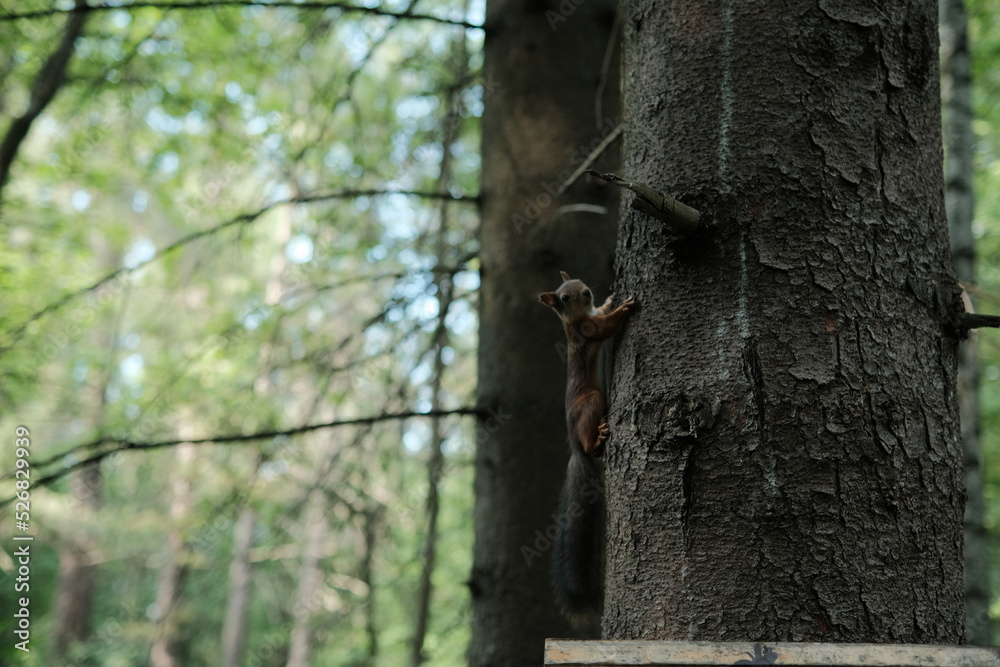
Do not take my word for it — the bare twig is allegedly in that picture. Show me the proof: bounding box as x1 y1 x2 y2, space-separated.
0 1 482 29
2 407 484 496
594 2 622 124
585 170 703 233
556 125 622 197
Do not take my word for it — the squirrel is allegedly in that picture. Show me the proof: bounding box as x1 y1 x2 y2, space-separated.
539 271 636 628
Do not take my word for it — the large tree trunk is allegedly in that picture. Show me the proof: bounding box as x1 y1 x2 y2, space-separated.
941 0 991 645
471 0 621 663
605 0 965 642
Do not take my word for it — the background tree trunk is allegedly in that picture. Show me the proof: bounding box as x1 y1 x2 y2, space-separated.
360 506 380 665
410 37 466 664
471 0 621 663
54 248 123 656
149 443 195 666
221 507 256 667
286 493 323 667
53 462 101 656
941 0 991 645
606 0 965 642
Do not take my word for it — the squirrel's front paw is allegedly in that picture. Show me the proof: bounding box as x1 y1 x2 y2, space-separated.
590 421 610 456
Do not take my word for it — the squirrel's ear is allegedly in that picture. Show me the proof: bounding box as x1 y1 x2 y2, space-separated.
560 271 571 282
539 292 558 308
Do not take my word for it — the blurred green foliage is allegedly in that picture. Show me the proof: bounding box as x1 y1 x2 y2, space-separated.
969 0 1000 640
0 1 483 664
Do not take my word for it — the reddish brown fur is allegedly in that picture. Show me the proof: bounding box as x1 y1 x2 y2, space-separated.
539 271 635 456
539 271 636 623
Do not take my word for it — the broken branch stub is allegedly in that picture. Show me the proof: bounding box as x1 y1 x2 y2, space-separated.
585 170 702 233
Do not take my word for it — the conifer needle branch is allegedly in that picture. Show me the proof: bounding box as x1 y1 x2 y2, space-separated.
0 1 482 29
585 170 702 233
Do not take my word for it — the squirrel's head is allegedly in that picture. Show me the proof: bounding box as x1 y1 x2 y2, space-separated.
539 271 596 323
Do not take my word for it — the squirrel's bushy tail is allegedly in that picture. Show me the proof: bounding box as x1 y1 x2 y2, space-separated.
552 450 605 628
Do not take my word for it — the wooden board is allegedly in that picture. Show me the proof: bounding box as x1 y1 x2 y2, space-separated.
544 640 1000 666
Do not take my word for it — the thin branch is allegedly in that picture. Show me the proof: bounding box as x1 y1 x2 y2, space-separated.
2 207 259 353
585 170 703 233
4 407 484 496
0 1 90 201
593 2 622 124
1 188 478 354
0 1 482 29
553 203 608 218
556 125 622 198
287 0 413 167
292 188 477 206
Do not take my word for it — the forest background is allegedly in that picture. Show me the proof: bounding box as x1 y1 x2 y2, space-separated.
0 0 999 665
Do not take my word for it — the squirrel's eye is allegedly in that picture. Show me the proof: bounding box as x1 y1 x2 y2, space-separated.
560 294 570 303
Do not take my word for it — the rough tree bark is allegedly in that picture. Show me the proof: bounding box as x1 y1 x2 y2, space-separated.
471 0 621 663
605 0 965 642
941 0 990 645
